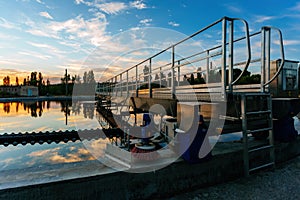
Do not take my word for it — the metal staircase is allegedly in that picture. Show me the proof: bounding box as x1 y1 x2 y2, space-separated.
241 93 275 176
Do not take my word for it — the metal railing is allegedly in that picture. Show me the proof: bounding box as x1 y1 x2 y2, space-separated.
97 16 285 101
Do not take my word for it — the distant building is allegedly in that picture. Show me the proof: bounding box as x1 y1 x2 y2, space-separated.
0 85 39 96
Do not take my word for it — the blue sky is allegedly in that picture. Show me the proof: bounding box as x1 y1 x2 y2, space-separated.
0 0 300 84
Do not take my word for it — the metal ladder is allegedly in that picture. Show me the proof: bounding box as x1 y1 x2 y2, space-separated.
240 93 275 177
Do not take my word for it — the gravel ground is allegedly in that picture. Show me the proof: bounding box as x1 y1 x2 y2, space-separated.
169 156 300 200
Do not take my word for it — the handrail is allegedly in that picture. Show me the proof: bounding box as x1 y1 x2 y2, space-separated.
105 16 228 82
99 17 286 100
230 18 251 86
263 26 285 86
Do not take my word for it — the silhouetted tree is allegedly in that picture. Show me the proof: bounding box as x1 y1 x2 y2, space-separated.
30 72 37 86
3 76 10 86
83 70 96 84
16 77 19 86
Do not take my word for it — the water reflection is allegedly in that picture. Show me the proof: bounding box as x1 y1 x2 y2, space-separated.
0 100 108 180
0 100 100 134
0 101 94 119
83 103 95 119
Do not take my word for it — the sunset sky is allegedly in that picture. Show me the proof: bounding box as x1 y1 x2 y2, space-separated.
1 0 300 85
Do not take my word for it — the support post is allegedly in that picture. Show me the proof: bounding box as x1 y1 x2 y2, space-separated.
171 46 176 99
177 61 180 86
206 50 210 83
135 66 138 97
221 18 227 100
120 74 123 97
261 28 266 93
228 19 234 92
241 95 249 177
149 59 152 98
265 28 271 92
126 70 129 96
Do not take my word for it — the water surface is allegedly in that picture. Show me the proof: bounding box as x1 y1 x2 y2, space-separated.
0 100 106 172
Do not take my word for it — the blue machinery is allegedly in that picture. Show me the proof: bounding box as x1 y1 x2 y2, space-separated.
97 16 300 176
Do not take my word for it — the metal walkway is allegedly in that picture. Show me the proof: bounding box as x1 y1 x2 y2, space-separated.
96 16 287 176
97 16 285 103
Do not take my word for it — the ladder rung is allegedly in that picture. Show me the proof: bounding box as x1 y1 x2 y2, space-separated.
249 127 272 134
249 162 275 173
244 93 271 97
246 110 271 115
248 145 273 153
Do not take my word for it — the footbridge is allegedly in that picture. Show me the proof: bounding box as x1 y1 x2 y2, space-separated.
96 16 300 176
96 16 291 118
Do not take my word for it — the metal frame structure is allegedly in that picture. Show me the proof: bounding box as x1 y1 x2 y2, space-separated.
96 16 286 176
97 17 284 102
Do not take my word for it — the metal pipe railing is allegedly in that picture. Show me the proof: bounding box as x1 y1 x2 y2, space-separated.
98 16 285 101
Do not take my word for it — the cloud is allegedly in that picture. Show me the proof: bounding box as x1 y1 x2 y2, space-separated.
224 4 242 13
0 32 19 40
26 15 109 46
18 50 52 60
27 146 94 164
36 0 44 4
39 11 53 20
140 18 152 26
0 60 26 66
168 21 180 27
130 0 147 9
0 17 18 29
95 2 127 15
27 41 67 56
289 2 300 11
275 39 300 46
27 149 54 157
254 15 275 23
26 28 58 38
74 0 85 4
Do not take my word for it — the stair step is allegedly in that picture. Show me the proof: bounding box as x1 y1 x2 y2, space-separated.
249 127 272 134
248 145 273 153
249 162 275 173
243 93 271 97
246 110 271 115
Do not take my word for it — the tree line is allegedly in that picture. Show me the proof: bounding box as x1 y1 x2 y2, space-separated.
1 70 96 96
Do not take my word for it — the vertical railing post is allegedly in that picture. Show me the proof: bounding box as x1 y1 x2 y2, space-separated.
115 76 118 97
261 28 266 93
241 95 249 177
126 70 129 96
221 17 227 100
171 46 176 99
149 59 152 98
111 79 113 96
159 67 162 88
107 81 109 96
265 28 271 92
120 73 123 97
177 60 180 86
206 50 210 83
109 81 111 96
228 19 234 92
135 66 138 97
